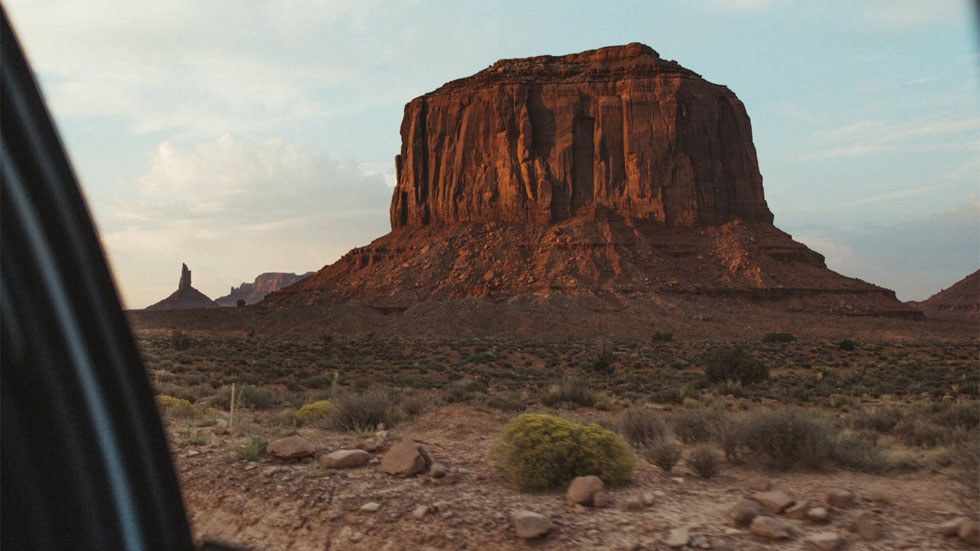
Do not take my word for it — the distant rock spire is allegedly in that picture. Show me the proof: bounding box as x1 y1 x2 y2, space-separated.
179 263 191 290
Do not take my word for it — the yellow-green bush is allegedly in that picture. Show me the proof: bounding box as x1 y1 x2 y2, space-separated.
155 395 200 419
492 413 635 491
296 400 332 423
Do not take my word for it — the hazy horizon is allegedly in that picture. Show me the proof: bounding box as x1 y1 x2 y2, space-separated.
6 1 978 308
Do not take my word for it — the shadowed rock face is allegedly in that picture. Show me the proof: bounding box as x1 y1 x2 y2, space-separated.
391 43 772 229
145 263 218 310
907 270 979 320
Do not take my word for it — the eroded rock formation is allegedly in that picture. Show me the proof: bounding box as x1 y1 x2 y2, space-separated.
146 263 219 310
215 272 313 306
907 270 979 320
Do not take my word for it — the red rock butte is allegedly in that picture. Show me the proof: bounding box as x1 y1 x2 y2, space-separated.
267 44 921 320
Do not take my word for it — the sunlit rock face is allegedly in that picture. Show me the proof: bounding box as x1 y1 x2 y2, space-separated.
390 43 773 229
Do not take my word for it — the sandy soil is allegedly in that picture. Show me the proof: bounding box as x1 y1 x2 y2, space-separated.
174 405 976 551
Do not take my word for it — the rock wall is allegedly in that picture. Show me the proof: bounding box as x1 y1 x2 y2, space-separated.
390 43 772 229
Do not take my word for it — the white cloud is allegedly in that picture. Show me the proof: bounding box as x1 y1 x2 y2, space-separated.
804 115 980 160
862 0 963 28
101 136 392 308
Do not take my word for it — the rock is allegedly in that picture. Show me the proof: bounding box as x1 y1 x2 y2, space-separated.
265 436 315 460
412 505 431 520
907 270 980 321
849 513 882 541
512 510 551 539
624 496 644 511
959 521 980 547
642 493 657 507
360 502 381 512
750 517 790 540
826 489 855 509
214 271 313 306
750 490 795 514
566 475 605 506
807 507 830 524
592 491 610 508
146 263 219 310
747 478 772 491
666 527 690 548
785 501 809 519
379 438 430 476
689 535 711 549
356 437 385 452
731 499 762 527
804 532 843 551
429 462 447 479
319 449 371 469
940 518 968 537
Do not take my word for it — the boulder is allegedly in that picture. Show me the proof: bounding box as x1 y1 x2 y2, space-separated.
750 490 795 514
356 437 385 452
319 449 371 469
940 518 969 537
266 435 315 460
750 517 790 540
429 462 448 479
566 475 605 506
785 501 809 519
849 513 882 541
804 532 842 551
731 499 762 527
512 510 552 539
826 489 855 509
379 438 430 476
959 520 980 547
666 527 690 548
807 507 830 524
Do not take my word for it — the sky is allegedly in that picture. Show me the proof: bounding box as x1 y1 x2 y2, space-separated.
5 0 978 308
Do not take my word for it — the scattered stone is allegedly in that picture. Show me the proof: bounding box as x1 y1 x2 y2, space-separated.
941 518 969 537
785 501 809 519
593 491 610 508
512 510 551 539
750 490 795 514
826 489 855 509
266 436 315 460
624 496 644 511
671 477 685 484
666 527 690 548
747 478 772 491
566 475 605 506
731 499 762 527
356 437 385 452
849 513 882 541
319 449 371 469
807 507 830 524
750 517 790 540
185 449 201 457
379 438 430 476
689 534 711 549
804 532 843 551
958 521 980 547
412 505 431 520
642 493 657 507
430 462 448 479
360 502 381 513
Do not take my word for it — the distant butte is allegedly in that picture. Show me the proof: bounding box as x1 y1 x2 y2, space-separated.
215 272 314 306
264 44 921 320
907 270 979 321
145 263 219 310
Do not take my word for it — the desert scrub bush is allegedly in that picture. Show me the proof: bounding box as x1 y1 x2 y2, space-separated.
703 346 768 385
849 406 903 433
645 440 682 472
829 432 886 474
236 436 267 461
837 339 857 351
155 395 201 419
491 413 635 491
671 408 721 444
329 387 400 432
650 332 673 343
296 400 333 423
952 433 980 511
485 391 526 413
713 415 746 463
687 446 720 478
618 408 669 447
171 330 192 351
215 385 275 410
590 339 615 375
762 332 796 344
540 376 597 409
743 409 835 470
442 378 486 405
930 402 980 431
400 394 434 417
895 418 964 448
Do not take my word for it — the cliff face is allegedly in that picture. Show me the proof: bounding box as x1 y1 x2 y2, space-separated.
146 263 219 310
390 43 772 229
907 270 979 320
215 272 313 306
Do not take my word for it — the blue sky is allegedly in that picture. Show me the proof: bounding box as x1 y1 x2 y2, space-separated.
6 0 978 308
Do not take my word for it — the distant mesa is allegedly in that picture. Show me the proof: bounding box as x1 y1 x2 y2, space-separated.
259 43 920 319
215 272 314 306
907 270 979 321
145 263 219 310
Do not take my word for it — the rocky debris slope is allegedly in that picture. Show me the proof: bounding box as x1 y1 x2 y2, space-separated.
260 43 919 319
907 270 979 321
145 263 218 310
215 271 313 306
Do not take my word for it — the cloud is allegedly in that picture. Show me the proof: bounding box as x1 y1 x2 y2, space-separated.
804 115 980 160
100 136 393 308
699 0 779 12
861 0 963 28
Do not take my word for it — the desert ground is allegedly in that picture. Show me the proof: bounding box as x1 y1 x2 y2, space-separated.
139 317 980 550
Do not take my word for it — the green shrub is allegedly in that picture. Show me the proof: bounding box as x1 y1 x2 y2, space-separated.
236 436 267 461
651 332 674 343
703 347 768 385
590 339 615 375
762 332 796 343
743 409 835 470
329 387 400 432
645 440 682 472
837 339 857 351
171 330 192 351
619 408 669 447
541 376 597 409
215 385 275 410
492 413 635 491
296 400 332 423
155 395 201 419
687 446 720 478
